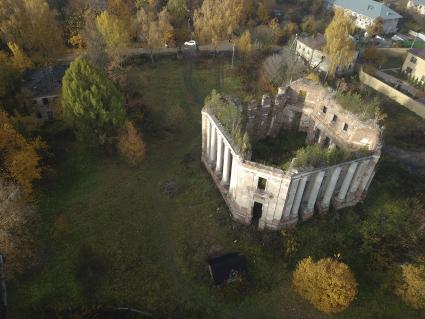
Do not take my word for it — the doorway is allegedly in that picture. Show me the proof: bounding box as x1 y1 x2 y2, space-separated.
252 202 263 225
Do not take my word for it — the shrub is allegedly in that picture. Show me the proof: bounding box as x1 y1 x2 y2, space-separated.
292 257 358 314
292 145 351 169
335 91 384 121
395 264 425 309
118 121 146 166
204 90 251 153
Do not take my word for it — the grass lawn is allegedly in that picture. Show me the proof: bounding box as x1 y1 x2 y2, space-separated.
8 57 425 319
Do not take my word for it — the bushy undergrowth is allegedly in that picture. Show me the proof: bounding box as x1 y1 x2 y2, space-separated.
292 144 352 169
335 91 384 121
204 90 251 153
292 257 358 314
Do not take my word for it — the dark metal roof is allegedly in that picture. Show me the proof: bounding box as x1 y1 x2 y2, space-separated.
23 64 68 98
207 252 247 286
409 48 425 60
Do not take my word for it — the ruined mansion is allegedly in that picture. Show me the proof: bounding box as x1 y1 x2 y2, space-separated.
201 79 382 230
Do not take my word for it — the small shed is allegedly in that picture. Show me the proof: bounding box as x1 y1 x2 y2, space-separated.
207 252 247 286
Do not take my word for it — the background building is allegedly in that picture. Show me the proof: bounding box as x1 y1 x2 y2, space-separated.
407 0 425 15
326 0 402 34
402 48 425 85
295 33 358 75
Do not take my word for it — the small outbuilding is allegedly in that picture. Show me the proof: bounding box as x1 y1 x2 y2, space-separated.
207 252 247 286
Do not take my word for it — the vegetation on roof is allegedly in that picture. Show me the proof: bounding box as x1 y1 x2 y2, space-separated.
292 144 352 169
204 89 250 153
335 91 384 121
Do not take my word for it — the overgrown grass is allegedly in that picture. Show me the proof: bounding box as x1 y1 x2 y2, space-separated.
8 57 425 319
335 91 382 121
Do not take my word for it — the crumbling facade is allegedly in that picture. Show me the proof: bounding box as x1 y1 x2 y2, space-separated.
201 79 382 230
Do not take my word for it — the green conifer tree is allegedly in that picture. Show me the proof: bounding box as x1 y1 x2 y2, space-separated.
62 57 126 145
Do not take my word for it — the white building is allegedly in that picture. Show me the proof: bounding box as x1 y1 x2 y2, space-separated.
407 0 425 15
201 79 381 230
295 33 358 75
326 0 402 34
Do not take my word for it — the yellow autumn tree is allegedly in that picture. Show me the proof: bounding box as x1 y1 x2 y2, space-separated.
118 121 146 166
96 11 132 50
292 257 358 314
194 0 245 50
7 42 33 71
0 0 64 65
395 264 425 309
237 30 253 55
323 9 356 77
0 110 46 196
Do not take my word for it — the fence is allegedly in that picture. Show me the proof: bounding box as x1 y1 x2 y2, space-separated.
359 68 425 119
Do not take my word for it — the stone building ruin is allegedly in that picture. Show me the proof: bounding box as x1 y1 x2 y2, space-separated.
201 79 382 230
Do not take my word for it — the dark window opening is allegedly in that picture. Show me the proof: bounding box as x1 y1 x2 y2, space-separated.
257 177 267 191
343 123 349 131
331 114 337 123
323 136 331 148
322 106 327 113
410 56 417 64
252 202 263 224
42 97 49 105
406 67 413 74
36 112 42 119
314 128 321 143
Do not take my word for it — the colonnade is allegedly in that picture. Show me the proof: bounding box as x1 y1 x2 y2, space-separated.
282 158 376 224
202 114 235 187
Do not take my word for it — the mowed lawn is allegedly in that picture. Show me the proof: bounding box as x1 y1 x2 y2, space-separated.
9 57 425 319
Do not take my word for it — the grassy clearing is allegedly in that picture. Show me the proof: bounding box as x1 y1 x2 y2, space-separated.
8 57 425 319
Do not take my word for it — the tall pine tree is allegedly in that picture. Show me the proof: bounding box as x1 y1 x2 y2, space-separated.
62 58 126 145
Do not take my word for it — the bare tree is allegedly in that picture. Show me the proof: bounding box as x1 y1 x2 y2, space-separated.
263 46 307 87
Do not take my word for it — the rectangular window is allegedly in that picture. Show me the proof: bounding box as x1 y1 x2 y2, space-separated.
343 123 349 131
42 97 49 105
257 177 267 191
331 114 338 123
410 56 417 64
406 67 413 74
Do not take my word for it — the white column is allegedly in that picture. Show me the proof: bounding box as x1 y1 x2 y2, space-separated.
282 179 300 219
202 116 207 155
209 126 217 163
206 120 211 159
229 154 238 194
222 145 231 185
320 166 342 209
337 162 359 201
305 171 325 213
357 160 377 196
216 135 223 173
348 160 369 195
290 176 308 218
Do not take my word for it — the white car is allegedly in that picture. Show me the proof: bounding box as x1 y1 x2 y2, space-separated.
184 40 197 46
